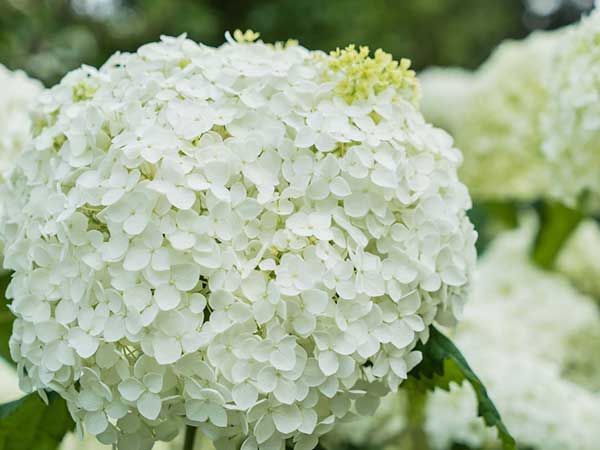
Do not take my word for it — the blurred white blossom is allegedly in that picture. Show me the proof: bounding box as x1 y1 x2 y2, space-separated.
420 32 560 202
541 6 600 205
0 33 476 450
418 67 473 141
0 64 42 176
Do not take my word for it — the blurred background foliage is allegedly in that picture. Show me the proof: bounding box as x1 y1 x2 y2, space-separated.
0 0 594 87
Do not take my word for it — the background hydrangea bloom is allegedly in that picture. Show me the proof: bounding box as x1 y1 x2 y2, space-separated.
0 33 476 450
420 32 559 202
0 64 42 176
541 7 600 206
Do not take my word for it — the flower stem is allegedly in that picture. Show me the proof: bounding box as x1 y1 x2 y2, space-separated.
183 425 197 450
401 388 430 450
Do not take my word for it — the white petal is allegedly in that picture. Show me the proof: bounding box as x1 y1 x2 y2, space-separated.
167 187 196 210
254 415 275 444
84 411 108 435
153 335 182 364
318 350 339 376
154 284 182 311
118 378 145 402
123 213 149 235
232 383 259 410
301 289 329 314
123 247 151 272
272 404 302 434
270 349 295 371
137 391 162 420
69 328 99 358
329 176 351 197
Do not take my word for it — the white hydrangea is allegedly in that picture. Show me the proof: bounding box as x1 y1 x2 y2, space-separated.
557 220 600 301
0 64 43 175
0 33 476 450
541 7 600 206
328 219 600 450
420 32 559 202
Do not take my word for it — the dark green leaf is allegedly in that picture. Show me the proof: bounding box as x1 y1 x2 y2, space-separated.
0 273 13 365
531 201 583 270
0 392 74 450
406 327 516 450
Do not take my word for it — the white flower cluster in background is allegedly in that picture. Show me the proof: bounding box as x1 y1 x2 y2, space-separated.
0 33 476 450
0 64 43 176
425 221 600 450
541 6 600 206
420 32 560 202
557 220 600 301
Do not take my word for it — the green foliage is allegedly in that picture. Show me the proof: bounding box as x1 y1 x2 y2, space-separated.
0 392 74 450
0 273 13 365
531 201 583 270
406 327 516 450
0 0 528 86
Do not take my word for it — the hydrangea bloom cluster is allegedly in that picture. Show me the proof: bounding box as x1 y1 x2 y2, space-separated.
0 33 476 450
541 7 600 205
329 219 600 450
420 32 559 202
0 64 43 176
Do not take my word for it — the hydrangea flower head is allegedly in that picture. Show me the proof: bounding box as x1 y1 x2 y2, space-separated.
541 7 600 205
1 33 476 450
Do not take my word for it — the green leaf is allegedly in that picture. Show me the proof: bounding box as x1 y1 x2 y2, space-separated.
406 327 516 450
0 272 13 365
0 392 74 450
531 201 583 270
